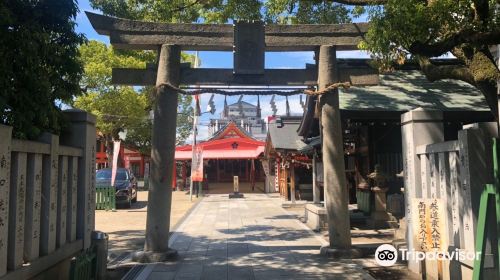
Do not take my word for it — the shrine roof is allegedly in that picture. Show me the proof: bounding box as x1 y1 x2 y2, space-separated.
267 117 307 151
175 121 265 160
297 137 321 154
175 137 264 160
228 101 257 108
207 121 255 141
339 70 488 112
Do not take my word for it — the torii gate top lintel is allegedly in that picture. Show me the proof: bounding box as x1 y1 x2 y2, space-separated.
86 11 368 52
86 11 378 88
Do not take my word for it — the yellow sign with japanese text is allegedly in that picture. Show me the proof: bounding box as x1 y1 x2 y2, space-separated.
411 198 448 252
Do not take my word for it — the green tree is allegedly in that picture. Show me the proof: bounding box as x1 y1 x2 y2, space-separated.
331 0 500 118
89 0 353 24
75 40 149 166
264 0 352 24
75 40 194 164
0 0 85 139
90 0 262 23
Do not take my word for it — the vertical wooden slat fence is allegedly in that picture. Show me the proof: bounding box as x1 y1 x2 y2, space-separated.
95 186 115 210
0 110 96 280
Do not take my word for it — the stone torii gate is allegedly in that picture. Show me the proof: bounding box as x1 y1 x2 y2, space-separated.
86 12 378 261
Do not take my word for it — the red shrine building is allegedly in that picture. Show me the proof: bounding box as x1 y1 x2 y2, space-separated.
96 135 150 177
174 122 265 185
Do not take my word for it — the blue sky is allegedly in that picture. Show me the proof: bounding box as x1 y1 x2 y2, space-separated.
76 0 370 141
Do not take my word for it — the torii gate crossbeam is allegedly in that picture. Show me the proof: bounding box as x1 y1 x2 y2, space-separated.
86 11 378 261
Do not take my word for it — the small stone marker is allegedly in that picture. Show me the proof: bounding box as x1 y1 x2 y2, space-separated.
234 176 239 192
229 176 243 198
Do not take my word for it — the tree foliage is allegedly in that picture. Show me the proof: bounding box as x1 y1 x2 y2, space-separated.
74 40 149 164
89 0 354 24
0 0 85 139
74 40 194 157
350 0 500 117
76 41 148 138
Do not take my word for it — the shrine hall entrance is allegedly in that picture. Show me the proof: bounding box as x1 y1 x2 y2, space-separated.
206 159 265 183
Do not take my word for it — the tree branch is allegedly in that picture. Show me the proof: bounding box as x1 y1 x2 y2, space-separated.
409 29 500 57
472 0 490 23
330 0 387 5
416 56 476 85
418 55 499 118
170 0 207 13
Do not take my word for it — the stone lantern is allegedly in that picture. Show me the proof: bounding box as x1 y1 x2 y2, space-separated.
367 165 396 228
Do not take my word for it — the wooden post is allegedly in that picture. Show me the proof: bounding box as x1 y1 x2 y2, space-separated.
280 165 284 197
312 152 320 204
216 160 220 182
319 45 351 249
0 125 12 276
142 44 180 261
283 163 289 201
172 161 177 190
61 109 96 250
290 161 296 203
245 160 249 182
279 164 283 197
183 161 187 189
251 159 256 191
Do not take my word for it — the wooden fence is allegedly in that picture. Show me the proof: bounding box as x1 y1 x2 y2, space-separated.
414 129 499 279
0 110 96 280
95 186 115 210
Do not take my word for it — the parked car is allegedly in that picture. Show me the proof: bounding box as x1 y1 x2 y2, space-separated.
96 168 138 208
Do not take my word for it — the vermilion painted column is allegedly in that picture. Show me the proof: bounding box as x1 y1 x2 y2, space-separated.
182 161 187 190
172 162 177 190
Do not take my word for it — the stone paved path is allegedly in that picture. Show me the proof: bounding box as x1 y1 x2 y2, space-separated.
136 193 373 280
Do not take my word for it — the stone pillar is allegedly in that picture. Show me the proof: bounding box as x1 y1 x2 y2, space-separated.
368 187 395 228
0 125 12 277
140 44 180 261
401 108 443 273
318 45 351 250
61 109 97 250
39 133 59 255
312 152 320 204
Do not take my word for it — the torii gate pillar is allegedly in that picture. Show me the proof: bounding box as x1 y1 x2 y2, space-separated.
318 45 353 253
134 44 180 262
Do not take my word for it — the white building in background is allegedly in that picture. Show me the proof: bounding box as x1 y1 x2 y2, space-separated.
208 100 267 140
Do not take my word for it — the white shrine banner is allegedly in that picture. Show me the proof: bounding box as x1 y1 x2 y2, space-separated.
191 146 204 182
261 160 270 177
111 140 121 186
